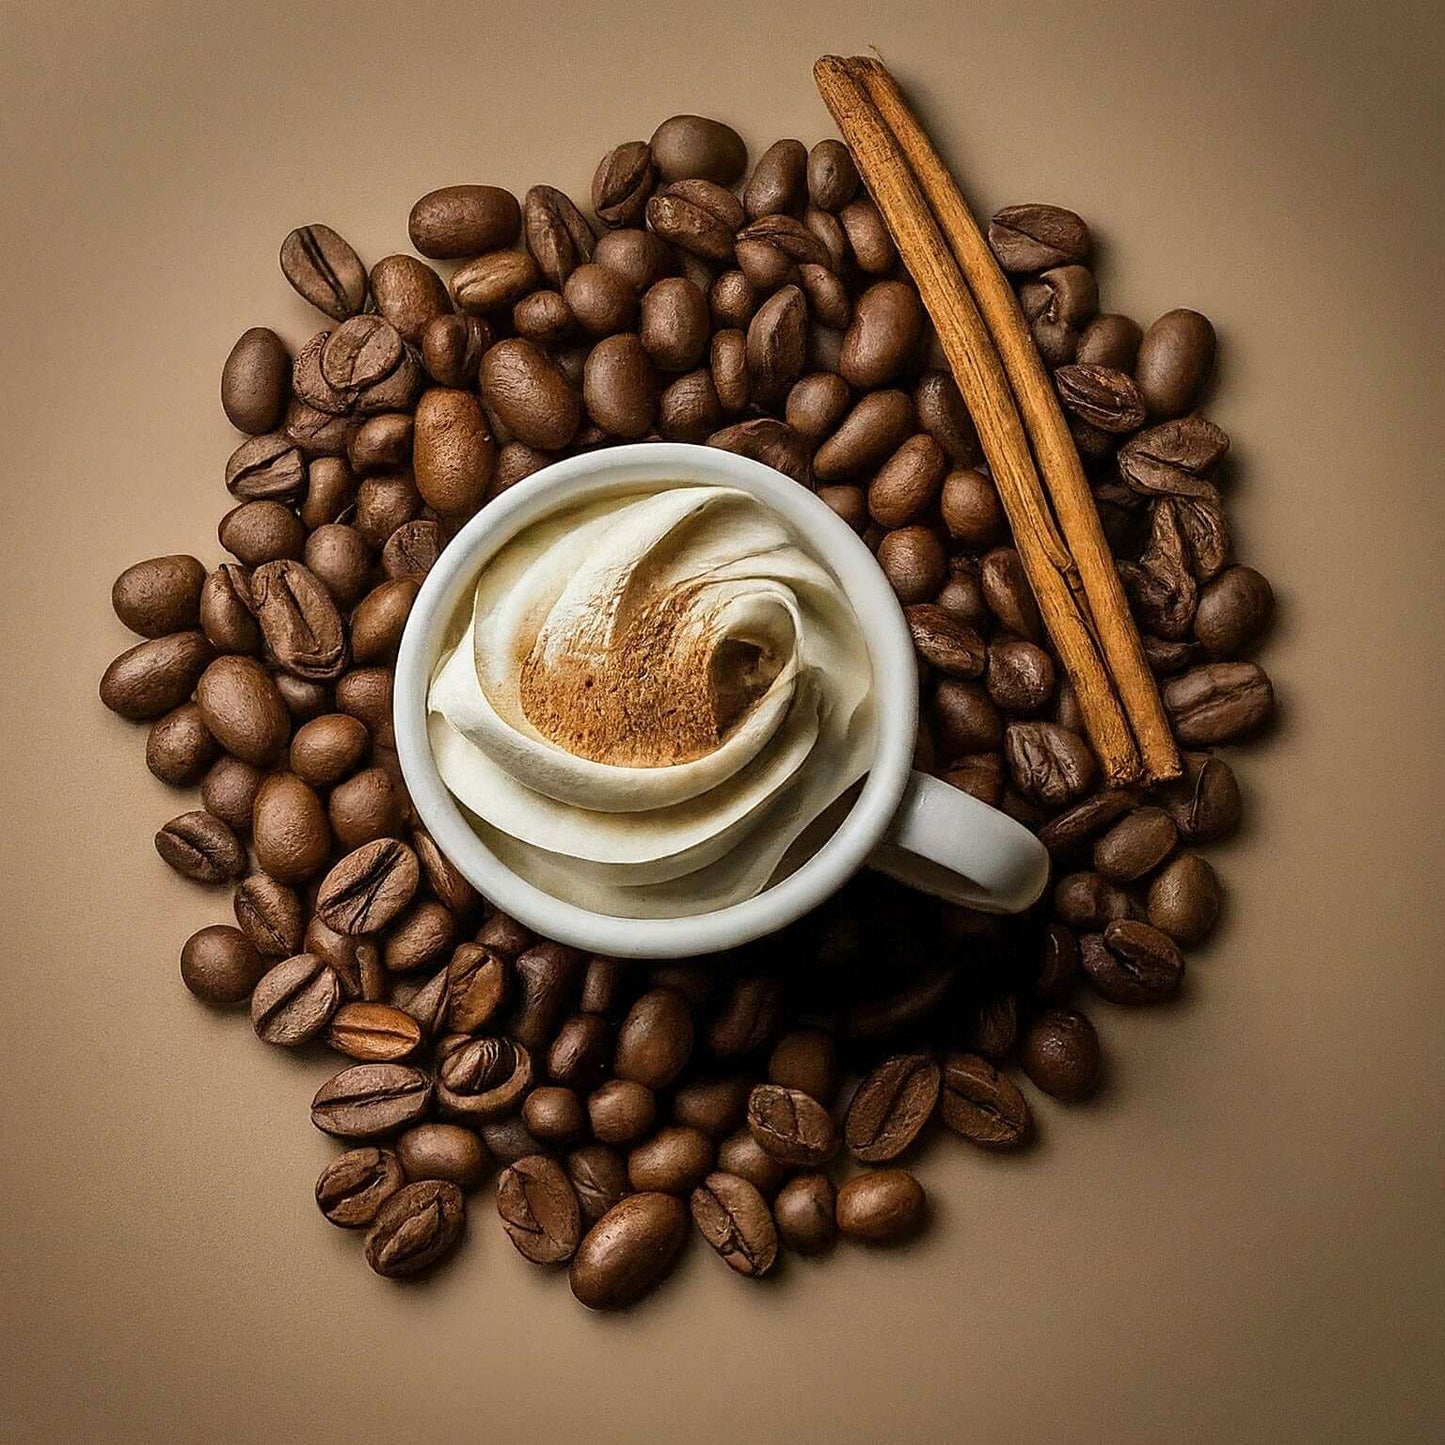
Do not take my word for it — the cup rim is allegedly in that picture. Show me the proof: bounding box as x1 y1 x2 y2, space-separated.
393 441 918 958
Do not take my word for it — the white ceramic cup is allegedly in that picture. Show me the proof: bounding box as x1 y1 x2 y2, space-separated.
394 442 1049 958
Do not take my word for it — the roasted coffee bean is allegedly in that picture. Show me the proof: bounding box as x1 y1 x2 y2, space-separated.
1122 501 1198 640
716 1126 788 1199
390 966 450 1035
593 227 674 292
1163 662 1274 744
299 527 366 623
382 900 454 975
710 269 757 329
409 184 520 259
709 327 750 413
364 1179 464 1277
933 678 1003 753
747 1084 836 1167
583 333 659 437
180 924 265 1005
251 953 340 1045
783 372 848 443
409 829 476 917
817 484 866 531
522 1085 587 1146
99 631 213 722
477 910 535 959
1021 1009 1101 1100
306 914 378 999
317 317 402 397
249 772 329 883
221 328 290 435
335 667 395 747
1037 788 1139 855
744 138 807 218
316 1147 405 1228
325 1002 423 1061
230 874 303 960
411 388 494 516
562 262 637 338
489 440 557 497
315 838 419 935
570 1191 688 1310
943 753 1005 805
1147 853 1223 946
839 196 897 273
1093 806 1177 882
507 941 584 1048
1194 566 1273 656
154 810 245 884
546 1013 613 1091
112 555 206 639
691 1172 777 1278
523 184 595 287
567 1144 631 1224
472 1117 543 1167
479 338 581 451
280 224 367 321
914 370 979 465
707 417 811 485
672 1077 752 1139
614 988 693 1090
814 388 915 480
1076 313 1143 371
980 548 1044 641
836 1169 926 1243
769 1173 833 1254
1136 309 1216 419
289 713 369 789
636 276 708 372
650 961 718 1008
145 703 218 786
1083 920 1185 1004
299 455 358 529
839 280 923 389
592 140 657 228
397 1122 489 1190
498 1155 581 1264
646 179 741 261
845 1054 941 1163
218 500 305 567
708 976 781 1057
588 1079 656 1146
1164 752 1242 843
1054 363 1146 433
738 214 832 271
194 655 288 765
877 526 947 605
986 640 1056 714
276 676 334 723
988 204 1089 272
1118 417 1229 501
437 1036 533 1121
807 137 859 211
1034 922 1081 1000
249 557 348 682
1053 871 1139 931
1005 722 1098 806
444 943 510 1033
381 519 444 580
451 249 541 315
766 1030 836 1102
939 1053 1031 1149
971 993 1020 1059
1023 264 1097 334
627 1127 715 1196
868 434 947 528
649 114 746 186
659 368 724 441
291 330 354 416
420 314 490 390
201 756 263 835
940 468 1005 548
797 261 850 328
803 206 850 275
199 565 261 654
368 254 450 347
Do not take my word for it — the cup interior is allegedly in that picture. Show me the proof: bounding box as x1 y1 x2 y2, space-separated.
393 442 918 958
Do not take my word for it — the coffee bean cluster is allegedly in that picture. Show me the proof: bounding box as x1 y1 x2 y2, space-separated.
100 112 1276 1308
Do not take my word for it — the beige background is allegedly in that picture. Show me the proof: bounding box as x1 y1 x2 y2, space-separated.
2 1 1442 1441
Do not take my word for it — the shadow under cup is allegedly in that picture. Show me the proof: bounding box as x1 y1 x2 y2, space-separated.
393 442 920 960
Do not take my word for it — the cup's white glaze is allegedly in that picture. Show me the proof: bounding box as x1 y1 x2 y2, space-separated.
394 442 1047 957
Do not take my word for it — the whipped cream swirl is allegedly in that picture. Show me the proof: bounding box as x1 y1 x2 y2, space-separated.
427 485 875 918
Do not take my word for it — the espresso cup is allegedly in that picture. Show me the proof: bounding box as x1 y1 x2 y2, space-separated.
395 442 1049 958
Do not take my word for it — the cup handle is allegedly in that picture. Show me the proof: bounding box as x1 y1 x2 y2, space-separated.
868 771 1051 914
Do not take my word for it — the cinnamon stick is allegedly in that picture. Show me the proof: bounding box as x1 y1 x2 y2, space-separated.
812 55 1143 786
851 56 1181 782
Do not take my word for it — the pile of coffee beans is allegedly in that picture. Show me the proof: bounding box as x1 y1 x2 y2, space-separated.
100 112 1275 1307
